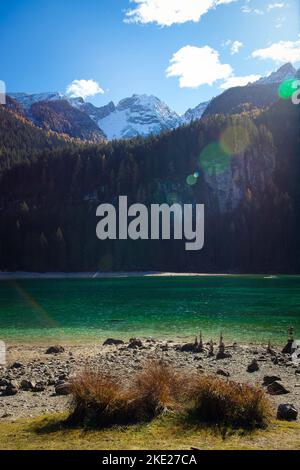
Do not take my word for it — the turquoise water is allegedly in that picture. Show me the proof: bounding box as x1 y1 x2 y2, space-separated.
0 276 300 344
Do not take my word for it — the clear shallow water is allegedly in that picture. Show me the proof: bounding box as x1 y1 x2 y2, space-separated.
0 276 300 344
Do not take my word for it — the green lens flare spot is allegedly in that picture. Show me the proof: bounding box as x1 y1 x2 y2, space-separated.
199 142 231 176
278 78 299 100
186 174 198 186
167 192 179 204
220 125 251 155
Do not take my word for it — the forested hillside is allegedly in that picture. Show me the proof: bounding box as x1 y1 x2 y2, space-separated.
0 99 299 273
203 83 279 117
0 98 86 172
29 100 106 142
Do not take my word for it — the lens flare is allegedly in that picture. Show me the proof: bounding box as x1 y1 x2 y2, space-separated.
220 125 251 155
199 142 231 176
278 78 299 100
167 192 179 204
10 280 58 328
186 174 198 186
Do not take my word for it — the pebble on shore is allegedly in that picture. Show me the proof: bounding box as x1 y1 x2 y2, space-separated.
0 338 299 422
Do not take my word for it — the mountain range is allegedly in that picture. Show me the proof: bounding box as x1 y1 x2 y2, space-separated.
1 62 299 273
204 63 297 117
9 63 298 142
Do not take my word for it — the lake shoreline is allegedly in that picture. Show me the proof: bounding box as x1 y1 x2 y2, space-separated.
0 336 281 348
1 274 299 346
0 271 289 280
0 339 299 423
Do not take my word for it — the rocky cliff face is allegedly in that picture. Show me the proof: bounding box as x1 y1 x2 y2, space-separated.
202 150 275 214
202 137 276 214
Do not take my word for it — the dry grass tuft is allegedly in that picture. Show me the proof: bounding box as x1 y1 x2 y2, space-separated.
67 370 132 427
132 360 185 419
187 375 271 429
67 363 271 430
68 361 185 427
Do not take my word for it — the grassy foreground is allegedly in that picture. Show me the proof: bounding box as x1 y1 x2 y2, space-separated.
0 414 299 450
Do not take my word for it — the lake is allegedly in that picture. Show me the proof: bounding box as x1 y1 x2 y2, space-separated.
0 275 299 345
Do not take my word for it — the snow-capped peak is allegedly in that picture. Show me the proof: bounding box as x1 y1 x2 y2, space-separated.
9 91 88 111
182 101 210 124
9 92 68 110
97 94 182 140
9 91 185 140
255 63 296 86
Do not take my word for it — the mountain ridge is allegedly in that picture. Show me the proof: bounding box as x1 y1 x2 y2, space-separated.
254 63 296 85
8 63 299 141
204 63 299 117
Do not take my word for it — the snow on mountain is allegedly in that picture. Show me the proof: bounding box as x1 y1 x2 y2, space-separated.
10 92 184 140
254 63 296 85
9 93 106 141
9 92 85 110
182 101 210 124
9 92 66 110
97 94 182 140
9 63 298 141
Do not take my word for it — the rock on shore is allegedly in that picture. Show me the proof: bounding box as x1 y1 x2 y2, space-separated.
0 340 299 421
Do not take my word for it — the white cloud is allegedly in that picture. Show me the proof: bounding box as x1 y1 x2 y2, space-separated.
166 45 233 88
275 16 286 28
242 1 286 15
252 39 300 64
220 74 261 89
267 3 285 11
231 40 243 54
66 79 104 99
125 0 238 27
241 4 264 15
222 39 243 54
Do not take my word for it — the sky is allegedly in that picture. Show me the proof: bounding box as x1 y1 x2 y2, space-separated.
0 0 299 114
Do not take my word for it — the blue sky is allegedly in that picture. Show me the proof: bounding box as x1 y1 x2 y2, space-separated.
0 0 299 114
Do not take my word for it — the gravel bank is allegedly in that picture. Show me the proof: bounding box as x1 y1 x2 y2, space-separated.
1 338 299 421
